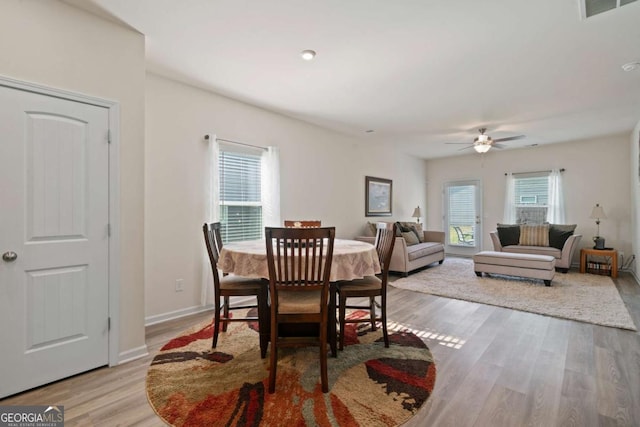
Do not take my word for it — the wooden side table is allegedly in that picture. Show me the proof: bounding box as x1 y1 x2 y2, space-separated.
580 248 618 279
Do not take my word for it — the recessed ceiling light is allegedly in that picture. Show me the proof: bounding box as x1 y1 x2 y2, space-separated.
622 61 640 71
300 50 316 61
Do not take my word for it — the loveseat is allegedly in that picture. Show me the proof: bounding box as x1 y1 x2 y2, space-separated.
489 223 582 273
356 222 445 276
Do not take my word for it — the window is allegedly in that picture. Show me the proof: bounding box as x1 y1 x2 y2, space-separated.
504 169 565 224
514 174 548 224
218 149 263 242
519 195 538 204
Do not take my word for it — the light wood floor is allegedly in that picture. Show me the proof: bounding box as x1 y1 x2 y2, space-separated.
2 270 639 427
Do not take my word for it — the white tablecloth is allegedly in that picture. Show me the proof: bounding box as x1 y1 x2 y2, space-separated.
219 239 381 282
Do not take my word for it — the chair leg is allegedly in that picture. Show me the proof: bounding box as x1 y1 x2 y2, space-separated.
222 296 230 332
258 289 269 359
319 320 329 393
212 299 221 348
381 294 389 348
369 296 377 331
339 293 347 351
329 283 338 357
268 317 278 393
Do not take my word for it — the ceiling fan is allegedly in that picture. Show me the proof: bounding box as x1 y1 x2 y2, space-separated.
446 128 525 153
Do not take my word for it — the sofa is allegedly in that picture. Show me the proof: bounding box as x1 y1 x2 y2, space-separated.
356 222 445 276
489 223 582 273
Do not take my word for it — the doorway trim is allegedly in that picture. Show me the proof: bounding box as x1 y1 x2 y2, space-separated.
0 75 121 367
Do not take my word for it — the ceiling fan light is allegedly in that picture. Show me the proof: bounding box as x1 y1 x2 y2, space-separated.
300 49 316 60
474 143 491 153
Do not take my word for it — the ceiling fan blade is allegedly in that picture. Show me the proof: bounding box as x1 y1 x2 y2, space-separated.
493 143 506 149
493 135 525 143
458 145 474 151
445 142 474 145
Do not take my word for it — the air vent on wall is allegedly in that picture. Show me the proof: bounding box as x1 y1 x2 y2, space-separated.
580 0 637 19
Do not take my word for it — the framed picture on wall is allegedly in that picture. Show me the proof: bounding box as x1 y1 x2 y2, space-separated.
365 176 392 216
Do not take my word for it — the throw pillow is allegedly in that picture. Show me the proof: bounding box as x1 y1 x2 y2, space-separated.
398 221 424 243
365 222 378 237
548 224 577 250
519 224 550 247
496 223 520 246
410 225 425 242
401 231 420 246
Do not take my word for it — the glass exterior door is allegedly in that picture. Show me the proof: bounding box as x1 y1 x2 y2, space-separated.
444 180 481 255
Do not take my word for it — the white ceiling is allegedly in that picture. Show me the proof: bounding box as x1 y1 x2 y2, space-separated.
78 0 640 158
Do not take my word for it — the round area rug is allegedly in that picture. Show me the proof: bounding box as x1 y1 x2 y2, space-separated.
146 310 436 426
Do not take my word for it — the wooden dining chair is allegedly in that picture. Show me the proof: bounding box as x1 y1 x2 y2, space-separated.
265 226 335 393
284 220 322 228
203 222 268 358
336 222 396 350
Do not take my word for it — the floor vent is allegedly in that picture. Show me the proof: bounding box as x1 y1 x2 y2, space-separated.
580 0 637 19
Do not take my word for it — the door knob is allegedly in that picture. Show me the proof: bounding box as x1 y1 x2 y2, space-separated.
2 251 17 262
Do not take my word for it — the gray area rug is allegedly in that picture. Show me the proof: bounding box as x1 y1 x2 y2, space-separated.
391 257 637 331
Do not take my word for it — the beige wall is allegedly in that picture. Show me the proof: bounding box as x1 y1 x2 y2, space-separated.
631 120 640 279
144 73 427 320
0 1 146 356
425 135 632 266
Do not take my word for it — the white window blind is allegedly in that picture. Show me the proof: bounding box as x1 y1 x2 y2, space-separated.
448 185 476 226
218 150 263 242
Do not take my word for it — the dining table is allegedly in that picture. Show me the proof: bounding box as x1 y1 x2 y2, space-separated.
218 238 381 356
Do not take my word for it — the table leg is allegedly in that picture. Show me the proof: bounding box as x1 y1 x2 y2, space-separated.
611 252 618 279
580 250 587 274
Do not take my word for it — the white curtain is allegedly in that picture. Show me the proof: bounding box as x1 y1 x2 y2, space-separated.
503 173 516 223
201 136 221 306
547 168 565 223
261 146 281 227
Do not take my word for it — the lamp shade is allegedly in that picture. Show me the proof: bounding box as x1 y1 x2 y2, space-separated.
590 204 607 219
412 206 421 218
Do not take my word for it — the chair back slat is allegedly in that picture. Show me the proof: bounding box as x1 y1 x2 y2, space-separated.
203 222 224 264
203 223 222 287
374 223 397 280
265 227 335 296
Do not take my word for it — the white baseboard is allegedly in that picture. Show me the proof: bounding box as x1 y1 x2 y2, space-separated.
145 304 214 327
117 345 149 365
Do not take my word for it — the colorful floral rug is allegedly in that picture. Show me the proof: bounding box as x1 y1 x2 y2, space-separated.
146 310 436 426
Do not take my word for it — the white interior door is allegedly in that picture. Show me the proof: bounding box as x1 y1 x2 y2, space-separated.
444 180 482 256
0 85 110 398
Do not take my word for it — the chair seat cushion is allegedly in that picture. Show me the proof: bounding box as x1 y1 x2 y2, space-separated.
337 276 382 291
219 274 264 290
278 290 322 314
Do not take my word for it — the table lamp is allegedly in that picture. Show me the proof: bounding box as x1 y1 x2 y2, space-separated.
589 203 606 249
412 206 421 224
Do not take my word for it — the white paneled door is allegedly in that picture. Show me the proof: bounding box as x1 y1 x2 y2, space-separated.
0 85 110 398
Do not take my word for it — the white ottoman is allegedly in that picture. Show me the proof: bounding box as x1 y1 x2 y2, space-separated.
473 251 556 286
